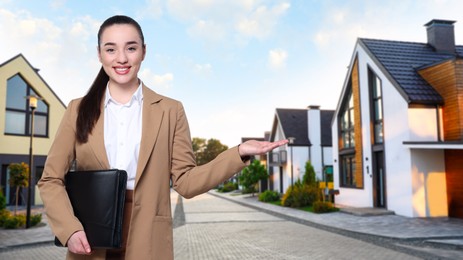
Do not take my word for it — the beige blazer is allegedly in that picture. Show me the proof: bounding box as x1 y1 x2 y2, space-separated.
38 85 248 259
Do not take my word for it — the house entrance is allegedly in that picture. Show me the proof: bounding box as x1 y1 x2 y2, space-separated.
373 151 386 208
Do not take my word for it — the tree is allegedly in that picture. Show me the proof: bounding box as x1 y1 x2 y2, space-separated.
192 137 228 165
239 160 268 196
7 162 29 215
302 160 317 187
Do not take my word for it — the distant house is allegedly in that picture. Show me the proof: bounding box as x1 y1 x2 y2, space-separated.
331 20 463 218
241 135 267 192
0 54 66 206
269 106 334 194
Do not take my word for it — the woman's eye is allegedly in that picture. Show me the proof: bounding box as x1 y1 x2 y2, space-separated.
128 47 137 51
105 48 115 53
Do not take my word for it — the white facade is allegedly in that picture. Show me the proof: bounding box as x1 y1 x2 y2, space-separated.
270 107 332 194
332 43 449 217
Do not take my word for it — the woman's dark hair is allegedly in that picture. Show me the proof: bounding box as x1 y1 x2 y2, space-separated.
76 15 145 143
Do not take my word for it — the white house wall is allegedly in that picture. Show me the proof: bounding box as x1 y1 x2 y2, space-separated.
333 44 435 216
410 149 447 217
408 108 439 141
308 109 323 179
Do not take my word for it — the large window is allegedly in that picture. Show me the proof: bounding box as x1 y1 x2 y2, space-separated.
341 155 356 187
339 88 357 187
340 93 355 148
5 74 49 137
369 69 383 144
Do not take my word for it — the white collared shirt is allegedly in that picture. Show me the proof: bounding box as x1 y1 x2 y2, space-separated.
104 82 143 190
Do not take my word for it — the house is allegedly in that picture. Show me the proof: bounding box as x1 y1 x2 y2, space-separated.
269 106 334 194
241 133 269 192
331 19 463 218
0 54 66 206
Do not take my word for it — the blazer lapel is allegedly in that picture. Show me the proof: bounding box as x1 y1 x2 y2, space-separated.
135 85 164 187
87 102 110 169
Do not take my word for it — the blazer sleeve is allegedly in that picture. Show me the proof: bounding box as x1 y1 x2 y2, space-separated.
38 99 84 246
170 102 249 199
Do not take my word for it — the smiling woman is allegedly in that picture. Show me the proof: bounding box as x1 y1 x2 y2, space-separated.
37 14 288 260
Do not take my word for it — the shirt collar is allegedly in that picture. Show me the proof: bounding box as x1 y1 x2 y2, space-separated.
104 80 144 107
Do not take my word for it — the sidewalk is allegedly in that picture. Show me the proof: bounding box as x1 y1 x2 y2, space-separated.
1 190 463 251
209 190 463 249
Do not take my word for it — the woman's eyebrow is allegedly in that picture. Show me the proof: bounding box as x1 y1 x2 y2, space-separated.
103 41 140 47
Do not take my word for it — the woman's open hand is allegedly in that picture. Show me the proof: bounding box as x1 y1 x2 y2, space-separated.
238 139 289 157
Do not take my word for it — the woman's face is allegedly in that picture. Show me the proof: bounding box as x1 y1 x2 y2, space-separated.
98 24 145 88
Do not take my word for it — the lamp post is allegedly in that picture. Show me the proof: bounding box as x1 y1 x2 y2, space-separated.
25 95 38 229
287 137 295 188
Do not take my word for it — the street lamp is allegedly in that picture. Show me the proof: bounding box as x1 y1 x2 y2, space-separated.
25 95 39 229
287 137 295 188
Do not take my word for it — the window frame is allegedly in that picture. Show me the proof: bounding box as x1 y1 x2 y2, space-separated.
4 74 49 137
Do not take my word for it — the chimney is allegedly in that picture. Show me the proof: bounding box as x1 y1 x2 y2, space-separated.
424 19 456 53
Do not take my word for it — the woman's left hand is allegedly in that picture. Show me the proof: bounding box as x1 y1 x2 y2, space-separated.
238 139 289 157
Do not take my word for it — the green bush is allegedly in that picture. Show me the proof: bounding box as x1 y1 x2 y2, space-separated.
0 189 6 211
0 209 11 227
218 182 238 193
0 211 42 229
31 213 42 226
3 214 26 229
312 201 336 213
258 190 280 202
281 181 320 208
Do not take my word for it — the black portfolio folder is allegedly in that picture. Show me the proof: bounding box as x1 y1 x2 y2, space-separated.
54 169 127 249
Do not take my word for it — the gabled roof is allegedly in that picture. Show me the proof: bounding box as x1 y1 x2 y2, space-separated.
0 53 66 108
275 108 310 146
359 38 463 105
320 110 334 146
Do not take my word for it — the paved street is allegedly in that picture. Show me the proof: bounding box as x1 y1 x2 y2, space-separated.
173 192 419 260
1 190 463 259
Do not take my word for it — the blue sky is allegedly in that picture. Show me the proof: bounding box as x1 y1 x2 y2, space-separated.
1 0 462 146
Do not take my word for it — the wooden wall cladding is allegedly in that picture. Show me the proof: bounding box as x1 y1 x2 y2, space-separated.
418 59 463 141
445 149 463 218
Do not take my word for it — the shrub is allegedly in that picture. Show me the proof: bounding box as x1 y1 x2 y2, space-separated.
3 214 26 229
281 181 320 208
239 160 268 196
31 213 42 226
218 182 238 193
258 190 280 202
0 212 41 229
312 201 336 213
0 188 6 211
0 209 11 227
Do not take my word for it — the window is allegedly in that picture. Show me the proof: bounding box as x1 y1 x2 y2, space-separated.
4 74 49 136
339 88 357 187
340 93 355 148
341 155 356 187
369 69 383 144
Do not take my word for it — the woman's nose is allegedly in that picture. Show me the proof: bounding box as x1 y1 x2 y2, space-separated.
116 51 128 63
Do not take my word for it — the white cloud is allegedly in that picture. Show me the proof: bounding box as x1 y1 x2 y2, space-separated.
137 0 163 19
139 68 174 90
165 0 290 42
187 19 226 42
0 8 102 104
235 2 290 39
193 63 212 74
50 0 67 9
268 48 287 69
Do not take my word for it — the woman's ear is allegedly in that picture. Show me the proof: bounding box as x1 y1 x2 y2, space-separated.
97 46 102 62
142 44 147 61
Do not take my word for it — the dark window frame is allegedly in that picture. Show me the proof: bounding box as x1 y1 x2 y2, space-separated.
4 74 49 137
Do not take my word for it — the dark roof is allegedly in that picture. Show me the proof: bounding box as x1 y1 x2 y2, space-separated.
320 110 334 146
359 38 463 104
276 108 310 146
241 137 264 143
